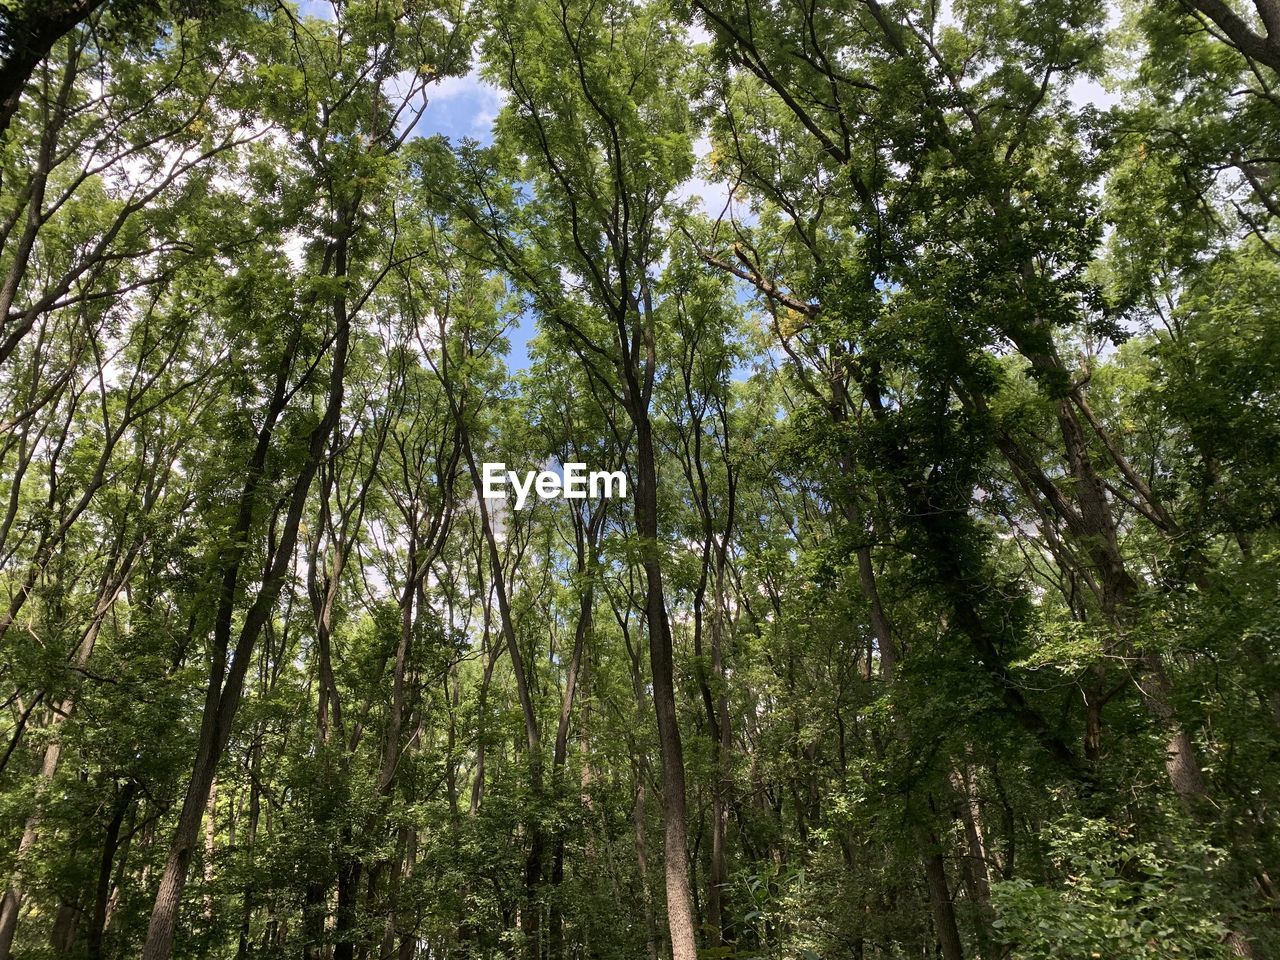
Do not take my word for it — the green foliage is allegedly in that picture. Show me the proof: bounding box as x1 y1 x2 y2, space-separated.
992 818 1238 959
1 0 1279 958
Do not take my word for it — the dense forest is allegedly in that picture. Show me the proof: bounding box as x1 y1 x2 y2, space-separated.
0 0 1278 956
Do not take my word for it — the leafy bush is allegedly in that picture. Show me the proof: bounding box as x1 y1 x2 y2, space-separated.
992 817 1238 959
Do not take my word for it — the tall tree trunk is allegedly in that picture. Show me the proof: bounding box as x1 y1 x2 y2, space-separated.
141 223 354 960
953 768 992 906
86 783 134 960
203 778 217 921
235 743 261 960
841 465 967 960
49 900 79 954
0 718 64 957
711 553 735 937
922 838 964 960
549 506 604 957
632 417 697 960
333 857 362 960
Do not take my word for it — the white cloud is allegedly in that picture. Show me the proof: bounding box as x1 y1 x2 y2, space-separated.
432 69 503 107
295 0 336 21
1067 76 1122 112
422 67 506 137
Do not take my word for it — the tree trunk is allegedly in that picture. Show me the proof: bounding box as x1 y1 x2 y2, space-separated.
49 900 79 954
921 839 964 960
141 222 354 960
453 406 544 960
333 857 362 960
235 746 261 960
86 783 134 960
633 417 697 960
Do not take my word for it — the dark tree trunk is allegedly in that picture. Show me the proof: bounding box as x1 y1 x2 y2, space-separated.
633 417 697 960
86 783 135 960
922 842 964 960
0 0 105 140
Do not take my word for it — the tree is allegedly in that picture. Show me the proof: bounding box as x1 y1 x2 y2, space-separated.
0 0 1278 957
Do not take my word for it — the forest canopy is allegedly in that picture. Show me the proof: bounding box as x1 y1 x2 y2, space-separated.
0 0 1278 957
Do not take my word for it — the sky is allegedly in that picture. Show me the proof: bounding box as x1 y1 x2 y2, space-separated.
413 67 506 143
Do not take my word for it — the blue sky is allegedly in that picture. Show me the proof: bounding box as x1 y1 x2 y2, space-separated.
412 68 505 144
